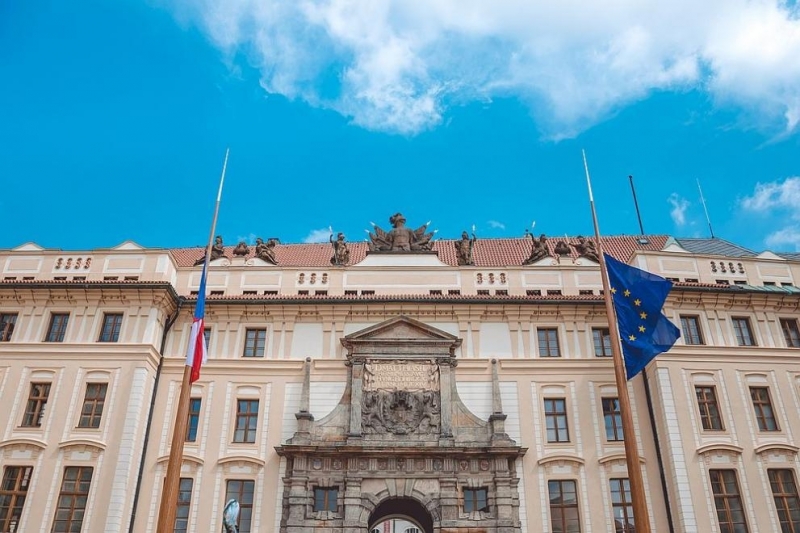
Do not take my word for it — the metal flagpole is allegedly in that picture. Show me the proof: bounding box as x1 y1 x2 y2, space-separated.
583 150 652 533
156 149 229 533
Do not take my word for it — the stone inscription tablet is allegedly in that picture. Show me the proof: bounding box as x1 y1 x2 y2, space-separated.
364 360 439 391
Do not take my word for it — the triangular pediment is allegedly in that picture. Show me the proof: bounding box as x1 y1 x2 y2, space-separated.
110 240 146 251
12 242 46 252
345 316 458 342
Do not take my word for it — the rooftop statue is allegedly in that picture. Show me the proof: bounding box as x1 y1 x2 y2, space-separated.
368 213 435 252
232 241 250 257
571 235 600 262
194 235 226 266
255 237 278 265
523 231 551 265
454 231 476 266
330 232 350 265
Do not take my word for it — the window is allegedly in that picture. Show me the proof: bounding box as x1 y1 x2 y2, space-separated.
548 480 581 533
768 469 800 533
602 397 623 441
538 328 561 357
0 466 32 533
709 469 749 533
463 487 489 513
593 327 612 357
243 328 266 357
0 313 17 342
547 289 563 296
527 289 542 296
780 319 800 348
98 313 123 342
45 313 69 342
313 487 338 512
224 480 254 533
78 383 107 428
233 399 259 443
186 398 201 442
695 386 724 431
680 315 704 345
203 327 211 348
477 290 490 295
609 478 635 533
51 466 93 533
174 478 193 533
495 290 508 296
732 317 756 346
750 387 778 431
210 290 224 296
21 383 51 428
544 398 570 443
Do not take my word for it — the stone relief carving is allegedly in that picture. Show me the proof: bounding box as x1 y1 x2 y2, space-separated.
362 359 441 435
368 213 434 252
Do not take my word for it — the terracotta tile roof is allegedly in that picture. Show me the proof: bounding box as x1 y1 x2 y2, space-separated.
170 235 670 268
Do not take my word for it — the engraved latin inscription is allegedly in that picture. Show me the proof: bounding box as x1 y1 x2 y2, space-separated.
364 360 439 391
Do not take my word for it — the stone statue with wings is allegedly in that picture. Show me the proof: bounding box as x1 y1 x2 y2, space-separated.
368 212 435 252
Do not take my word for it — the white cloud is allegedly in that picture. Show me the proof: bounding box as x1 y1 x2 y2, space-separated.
668 193 690 226
487 220 505 230
766 226 800 251
235 232 258 244
303 227 332 243
171 0 800 136
740 176 800 214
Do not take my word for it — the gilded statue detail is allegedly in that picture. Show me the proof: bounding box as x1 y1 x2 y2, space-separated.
368 213 434 252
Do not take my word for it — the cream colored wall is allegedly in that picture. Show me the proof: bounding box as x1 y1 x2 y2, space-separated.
2 243 800 533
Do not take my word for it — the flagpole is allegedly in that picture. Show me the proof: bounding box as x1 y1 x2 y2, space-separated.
583 150 652 533
156 148 229 533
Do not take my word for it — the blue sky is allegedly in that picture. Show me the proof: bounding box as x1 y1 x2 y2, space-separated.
2 0 800 252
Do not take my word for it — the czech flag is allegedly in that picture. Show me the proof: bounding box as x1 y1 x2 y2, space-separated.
186 262 208 383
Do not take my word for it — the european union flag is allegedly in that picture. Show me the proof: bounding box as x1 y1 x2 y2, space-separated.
604 253 681 379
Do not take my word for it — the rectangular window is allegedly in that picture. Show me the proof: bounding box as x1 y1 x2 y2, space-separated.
174 478 193 533
225 480 254 533
538 328 561 357
709 469 749 533
732 317 756 346
45 313 69 342
463 487 489 513
243 328 266 357
233 399 259 443
313 487 338 512
21 383 51 428
78 383 108 428
602 397 623 441
0 465 32 533
0 313 17 342
750 387 778 431
51 466 93 533
203 328 211 348
186 398 201 442
768 469 800 533
593 327 612 357
780 319 800 348
548 480 581 533
98 313 123 342
609 478 635 533
680 315 704 345
695 386 724 431
544 398 570 443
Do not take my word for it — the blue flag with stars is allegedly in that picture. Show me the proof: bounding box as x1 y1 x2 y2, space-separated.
604 253 681 379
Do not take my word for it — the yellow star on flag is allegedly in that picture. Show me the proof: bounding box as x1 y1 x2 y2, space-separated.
610 287 617 294
623 289 631 297
634 299 641 306
628 334 636 341
640 311 647 319
638 325 646 332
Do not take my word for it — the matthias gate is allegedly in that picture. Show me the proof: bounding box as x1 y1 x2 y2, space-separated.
276 316 527 533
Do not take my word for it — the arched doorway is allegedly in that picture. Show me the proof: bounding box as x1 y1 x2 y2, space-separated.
368 497 433 533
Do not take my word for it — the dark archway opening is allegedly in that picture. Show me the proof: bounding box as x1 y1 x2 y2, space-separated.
368 497 433 533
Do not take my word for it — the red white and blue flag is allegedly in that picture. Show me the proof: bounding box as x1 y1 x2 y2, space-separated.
186 262 209 383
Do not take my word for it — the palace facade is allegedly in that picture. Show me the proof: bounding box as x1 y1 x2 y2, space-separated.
1 223 799 533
